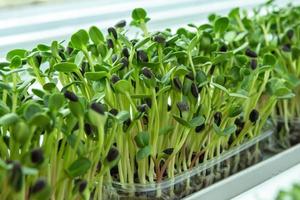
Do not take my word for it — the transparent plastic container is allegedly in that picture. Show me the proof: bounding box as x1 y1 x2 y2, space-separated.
103 130 274 200
273 117 300 149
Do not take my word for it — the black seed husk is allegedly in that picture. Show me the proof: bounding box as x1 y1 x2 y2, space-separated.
141 67 153 79
107 147 119 162
282 44 291 52
78 180 87 193
249 109 259 123
234 117 244 128
110 74 121 84
107 39 114 49
163 148 174 155
176 101 189 112
250 59 257 70
64 90 78 102
173 76 182 90
122 47 130 58
214 112 222 126
195 124 205 133
110 166 119 179
115 20 126 28
154 35 166 44
108 27 118 40
245 48 257 58
31 179 46 194
191 82 199 98
234 117 245 135
31 148 44 164
137 50 149 62
91 102 105 115
220 45 227 52
167 104 171 111
109 108 119 116
84 123 93 136
22 60 27 65
137 104 148 113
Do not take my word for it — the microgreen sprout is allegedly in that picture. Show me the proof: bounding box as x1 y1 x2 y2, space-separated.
0 2 298 199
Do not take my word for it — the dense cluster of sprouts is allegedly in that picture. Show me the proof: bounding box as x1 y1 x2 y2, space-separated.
0 1 298 199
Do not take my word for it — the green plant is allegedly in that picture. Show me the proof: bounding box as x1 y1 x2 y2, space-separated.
276 183 300 200
258 3 300 147
0 2 297 200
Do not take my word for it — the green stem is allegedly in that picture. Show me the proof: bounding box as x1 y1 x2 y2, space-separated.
83 49 95 72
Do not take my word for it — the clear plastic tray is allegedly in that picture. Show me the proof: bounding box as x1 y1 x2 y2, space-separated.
275 117 300 129
102 130 274 200
273 117 300 149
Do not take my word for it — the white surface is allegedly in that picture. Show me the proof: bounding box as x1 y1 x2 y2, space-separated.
233 163 300 200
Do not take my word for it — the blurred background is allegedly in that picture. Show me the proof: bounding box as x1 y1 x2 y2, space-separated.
0 0 298 57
